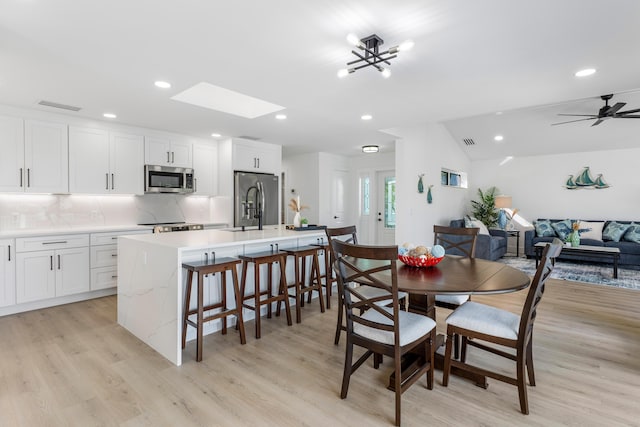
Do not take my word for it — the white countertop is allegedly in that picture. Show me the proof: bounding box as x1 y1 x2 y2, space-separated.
121 225 326 251
0 224 154 239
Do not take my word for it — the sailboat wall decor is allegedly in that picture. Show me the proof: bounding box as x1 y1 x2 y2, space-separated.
565 167 610 189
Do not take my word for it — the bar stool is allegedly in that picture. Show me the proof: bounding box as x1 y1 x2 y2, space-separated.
281 245 325 323
239 249 292 339
182 257 246 362
311 238 336 309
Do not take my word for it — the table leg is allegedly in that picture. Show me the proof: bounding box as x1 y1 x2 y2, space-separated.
614 254 619 279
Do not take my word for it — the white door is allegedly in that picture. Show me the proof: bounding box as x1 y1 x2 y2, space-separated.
0 116 24 193
16 250 56 303
24 120 68 193
0 240 16 307
55 247 90 296
376 170 396 245
328 169 348 227
110 132 144 194
69 127 110 194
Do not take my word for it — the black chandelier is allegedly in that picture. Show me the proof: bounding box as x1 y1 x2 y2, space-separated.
338 33 414 79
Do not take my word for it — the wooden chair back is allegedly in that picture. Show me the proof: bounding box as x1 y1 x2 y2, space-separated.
433 225 479 259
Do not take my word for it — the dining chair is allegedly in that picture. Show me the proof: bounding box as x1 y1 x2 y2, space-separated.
331 239 436 427
325 226 408 345
442 238 563 414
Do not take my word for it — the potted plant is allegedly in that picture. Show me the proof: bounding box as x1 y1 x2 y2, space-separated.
300 218 309 227
470 186 499 228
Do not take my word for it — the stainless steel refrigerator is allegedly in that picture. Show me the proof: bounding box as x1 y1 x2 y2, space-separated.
234 171 279 228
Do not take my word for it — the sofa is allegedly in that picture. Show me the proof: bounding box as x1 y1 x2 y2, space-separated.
448 219 508 261
525 219 640 268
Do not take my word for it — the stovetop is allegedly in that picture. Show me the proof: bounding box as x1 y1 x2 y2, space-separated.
138 222 204 233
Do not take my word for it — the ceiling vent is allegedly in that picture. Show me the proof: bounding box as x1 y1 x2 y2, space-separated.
38 100 82 112
463 138 475 146
237 135 261 141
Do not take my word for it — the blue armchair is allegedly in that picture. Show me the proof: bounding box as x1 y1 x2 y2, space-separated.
448 219 508 261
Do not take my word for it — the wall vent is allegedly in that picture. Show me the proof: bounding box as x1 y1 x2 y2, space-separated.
37 100 82 112
236 135 261 141
463 138 475 146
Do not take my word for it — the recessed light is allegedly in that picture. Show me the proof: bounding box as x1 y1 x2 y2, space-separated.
575 68 596 77
361 114 372 121
362 145 379 153
275 114 287 120
494 135 504 142
496 111 503 115
154 80 172 89
211 133 221 138
103 113 117 119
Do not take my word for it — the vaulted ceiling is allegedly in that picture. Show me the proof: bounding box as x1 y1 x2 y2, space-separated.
1 0 639 158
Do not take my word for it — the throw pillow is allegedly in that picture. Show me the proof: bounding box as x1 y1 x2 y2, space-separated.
551 220 573 240
603 221 631 242
534 220 556 237
623 222 640 244
577 221 604 241
464 215 490 235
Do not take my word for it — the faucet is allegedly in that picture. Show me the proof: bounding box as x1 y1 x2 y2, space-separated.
245 181 264 230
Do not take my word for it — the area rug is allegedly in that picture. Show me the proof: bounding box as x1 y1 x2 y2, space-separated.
498 257 640 290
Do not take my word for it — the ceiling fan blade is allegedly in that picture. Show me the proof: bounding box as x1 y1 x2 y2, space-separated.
617 108 640 114
615 114 640 118
557 114 599 117
551 117 597 126
607 102 627 114
591 119 605 126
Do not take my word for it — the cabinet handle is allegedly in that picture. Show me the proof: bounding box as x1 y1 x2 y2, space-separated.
111 237 117 240
42 241 67 245
194 178 197 193
171 152 175 163
253 157 257 168
57 254 61 270
167 151 170 163
111 254 117 257
111 173 114 190
257 158 260 168
106 173 109 190
50 255 53 270
27 168 31 187
7 245 10 261
19 168 23 187
111 275 118 279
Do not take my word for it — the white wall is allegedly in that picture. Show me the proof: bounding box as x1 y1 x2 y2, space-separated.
395 123 472 246
282 152 320 225
471 147 640 221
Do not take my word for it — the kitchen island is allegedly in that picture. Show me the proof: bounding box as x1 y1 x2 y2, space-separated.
117 226 327 366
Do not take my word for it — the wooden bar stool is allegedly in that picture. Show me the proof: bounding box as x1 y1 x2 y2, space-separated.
311 239 336 309
182 257 246 362
239 250 292 339
281 245 325 323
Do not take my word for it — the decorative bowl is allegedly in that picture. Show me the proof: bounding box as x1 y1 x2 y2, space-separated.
398 254 444 268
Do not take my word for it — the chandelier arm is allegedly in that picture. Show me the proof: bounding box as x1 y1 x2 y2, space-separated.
350 49 393 66
348 51 396 68
348 54 398 69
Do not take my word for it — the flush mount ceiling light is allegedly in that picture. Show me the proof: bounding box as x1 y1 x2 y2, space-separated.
103 113 117 119
494 135 504 141
211 133 221 138
361 114 372 120
362 145 379 153
154 81 172 89
275 114 287 120
338 33 413 79
575 68 596 77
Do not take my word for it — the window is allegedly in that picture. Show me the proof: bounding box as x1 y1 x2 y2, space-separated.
361 177 370 215
384 176 396 229
441 168 467 189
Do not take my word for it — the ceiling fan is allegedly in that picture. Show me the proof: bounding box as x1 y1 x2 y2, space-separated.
552 94 640 126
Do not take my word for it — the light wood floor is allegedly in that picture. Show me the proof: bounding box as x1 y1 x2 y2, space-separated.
1 279 639 426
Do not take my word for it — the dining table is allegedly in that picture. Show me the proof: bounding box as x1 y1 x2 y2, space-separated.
382 255 531 391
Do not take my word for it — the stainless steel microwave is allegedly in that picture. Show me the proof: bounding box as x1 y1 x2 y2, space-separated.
144 165 195 194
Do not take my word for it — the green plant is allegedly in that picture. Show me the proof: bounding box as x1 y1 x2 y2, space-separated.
470 187 499 228
300 218 309 225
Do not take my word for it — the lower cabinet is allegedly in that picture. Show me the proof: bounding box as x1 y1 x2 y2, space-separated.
15 247 90 303
0 240 16 307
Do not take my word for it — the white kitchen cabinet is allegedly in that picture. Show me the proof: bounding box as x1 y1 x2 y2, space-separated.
193 142 218 195
232 139 281 174
15 234 90 303
0 116 68 193
69 127 144 194
0 239 16 308
145 136 192 168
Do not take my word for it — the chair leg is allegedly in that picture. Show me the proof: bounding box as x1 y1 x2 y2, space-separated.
453 333 461 360
182 270 193 349
341 340 354 399
394 351 402 426
517 352 529 414
427 329 435 390
460 336 468 363
526 339 536 386
334 288 344 345
231 267 246 345
442 330 454 387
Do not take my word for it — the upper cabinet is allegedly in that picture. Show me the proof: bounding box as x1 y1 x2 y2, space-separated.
232 138 281 174
193 142 218 196
69 127 144 194
0 116 68 193
145 136 192 168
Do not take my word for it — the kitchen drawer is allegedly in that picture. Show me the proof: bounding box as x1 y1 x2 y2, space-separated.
91 266 117 290
91 244 117 268
90 229 150 246
16 234 89 252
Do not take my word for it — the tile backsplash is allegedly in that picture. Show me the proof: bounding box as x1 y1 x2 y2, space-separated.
0 194 223 231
